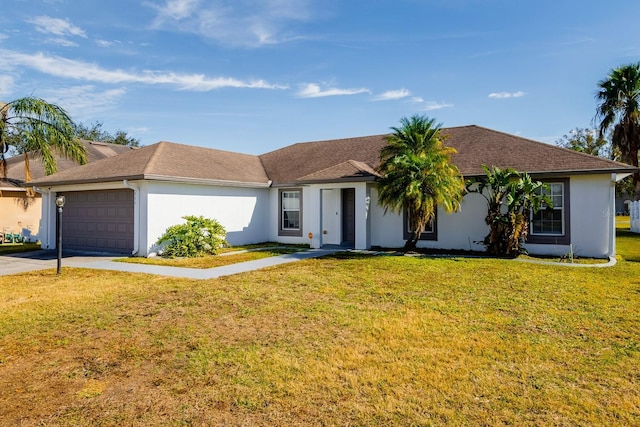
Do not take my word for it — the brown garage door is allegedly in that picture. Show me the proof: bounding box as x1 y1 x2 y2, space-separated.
60 189 134 254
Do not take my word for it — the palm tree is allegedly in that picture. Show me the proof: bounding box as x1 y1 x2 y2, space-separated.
467 165 550 257
595 62 640 198
376 115 465 251
0 96 86 187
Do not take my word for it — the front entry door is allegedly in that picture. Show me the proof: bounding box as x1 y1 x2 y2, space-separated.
342 188 355 246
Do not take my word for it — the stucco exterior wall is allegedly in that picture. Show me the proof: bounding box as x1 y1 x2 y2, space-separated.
369 187 488 251
0 193 42 242
523 174 613 258
141 181 270 256
267 182 370 249
36 173 616 259
370 175 614 258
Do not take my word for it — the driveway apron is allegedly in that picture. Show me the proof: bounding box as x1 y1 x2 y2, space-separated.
0 249 341 279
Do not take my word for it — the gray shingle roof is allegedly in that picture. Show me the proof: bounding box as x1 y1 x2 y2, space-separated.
296 160 381 183
259 135 387 185
443 125 635 177
29 141 271 187
260 125 637 185
2 140 135 189
28 125 638 188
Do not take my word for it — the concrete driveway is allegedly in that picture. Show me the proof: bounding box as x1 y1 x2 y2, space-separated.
0 250 119 276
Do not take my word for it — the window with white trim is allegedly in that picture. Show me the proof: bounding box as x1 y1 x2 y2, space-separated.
528 179 571 245
279 189 302 236
532 183 564 236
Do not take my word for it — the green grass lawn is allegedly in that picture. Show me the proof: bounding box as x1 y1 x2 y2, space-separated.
616 216 640 262
0 233 639 425
0 242 41 255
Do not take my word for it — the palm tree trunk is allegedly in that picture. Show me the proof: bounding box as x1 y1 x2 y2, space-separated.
403 231 419 252
24 153 36 197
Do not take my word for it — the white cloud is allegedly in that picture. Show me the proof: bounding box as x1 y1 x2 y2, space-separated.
128 126 151 135
147 0 313 47
408 96 424 104
41 85 127 119
423 101 453 111
297 83 370 98
488 91 525 99
96 39 117 47
28 16 87 38
46 37 79 47
0 75 16 97
150 0 201 20
372 88 411 101
0 49 287 91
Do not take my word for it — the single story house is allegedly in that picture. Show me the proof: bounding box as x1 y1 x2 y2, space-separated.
0 140 135 241
28 125 637 258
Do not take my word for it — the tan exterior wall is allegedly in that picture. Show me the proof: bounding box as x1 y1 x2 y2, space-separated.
0 193 42 242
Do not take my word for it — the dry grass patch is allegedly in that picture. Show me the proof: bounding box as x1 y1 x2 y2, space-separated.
0 237 639 425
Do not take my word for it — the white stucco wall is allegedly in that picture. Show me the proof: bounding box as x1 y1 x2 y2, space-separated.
369 187 488 251
523 174 613 258
268 182 370 249
37 173 616 259
370 175 615 258
141 181 270 255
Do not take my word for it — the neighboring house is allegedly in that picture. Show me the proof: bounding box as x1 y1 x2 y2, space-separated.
0 140 136 241
28 125 637 258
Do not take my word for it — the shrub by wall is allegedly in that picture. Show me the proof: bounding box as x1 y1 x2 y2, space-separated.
156 215 227 258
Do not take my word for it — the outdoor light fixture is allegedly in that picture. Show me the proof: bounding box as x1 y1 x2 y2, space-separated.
55 195 66 274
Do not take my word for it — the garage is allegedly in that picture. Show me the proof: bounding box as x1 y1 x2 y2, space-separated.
59 189 134 254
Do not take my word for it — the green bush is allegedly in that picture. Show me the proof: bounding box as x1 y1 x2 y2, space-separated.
156 216 227 258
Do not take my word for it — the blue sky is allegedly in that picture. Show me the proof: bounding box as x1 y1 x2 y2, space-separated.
1 0 639 154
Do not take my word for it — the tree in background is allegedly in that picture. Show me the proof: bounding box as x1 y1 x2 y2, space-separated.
556 127 635 204
74 121 140 147
595 62 640 199
0 97 86 187
376 115 465 251
555 128 610 158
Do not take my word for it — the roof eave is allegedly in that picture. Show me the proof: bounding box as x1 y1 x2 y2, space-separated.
28 174 272 188
462 167 638 179
26 175 147 188
143 174 272 188
292 176 379 185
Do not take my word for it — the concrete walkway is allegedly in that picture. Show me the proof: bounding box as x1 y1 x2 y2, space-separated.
0 248 342 279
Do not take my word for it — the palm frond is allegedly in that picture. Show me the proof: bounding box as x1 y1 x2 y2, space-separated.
0 96 86 181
